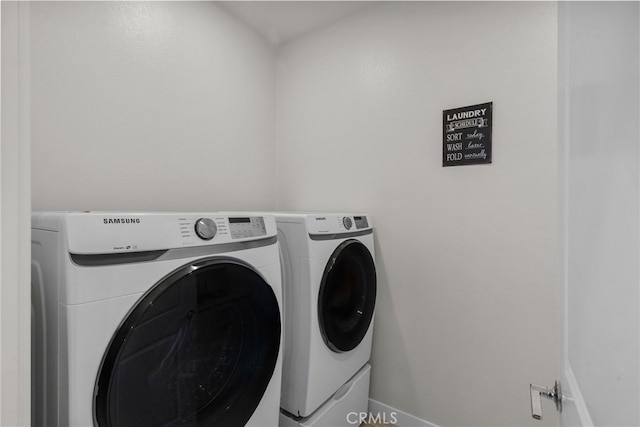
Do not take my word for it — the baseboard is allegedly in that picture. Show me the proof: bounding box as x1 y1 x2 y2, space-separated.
368 399 440 427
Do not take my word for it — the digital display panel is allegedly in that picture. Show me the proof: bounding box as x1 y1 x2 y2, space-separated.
354 216 369 229
229 217 251 224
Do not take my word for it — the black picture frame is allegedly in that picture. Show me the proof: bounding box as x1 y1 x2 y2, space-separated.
443 102 493 167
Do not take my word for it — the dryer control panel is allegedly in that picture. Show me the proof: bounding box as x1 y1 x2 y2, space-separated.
305 214 372 236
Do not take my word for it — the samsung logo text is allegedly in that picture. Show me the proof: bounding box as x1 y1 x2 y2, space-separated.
103 218 141 224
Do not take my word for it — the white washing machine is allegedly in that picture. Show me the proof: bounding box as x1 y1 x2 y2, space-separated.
31 212 283 427
274 213 376 424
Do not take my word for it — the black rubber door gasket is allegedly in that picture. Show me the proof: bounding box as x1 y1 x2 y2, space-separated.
318 240 376 353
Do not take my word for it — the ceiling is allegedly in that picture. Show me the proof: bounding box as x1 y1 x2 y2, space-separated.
218 1 374 45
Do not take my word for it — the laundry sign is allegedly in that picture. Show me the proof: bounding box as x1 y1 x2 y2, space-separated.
443 102 492 167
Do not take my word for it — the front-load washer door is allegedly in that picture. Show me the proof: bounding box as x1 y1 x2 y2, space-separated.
94 258 281 427
318 239 376 353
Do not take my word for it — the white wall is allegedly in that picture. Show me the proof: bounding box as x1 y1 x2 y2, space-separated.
560 2 639 425
30 1 277 212
276 2 559 426
1 2 32 425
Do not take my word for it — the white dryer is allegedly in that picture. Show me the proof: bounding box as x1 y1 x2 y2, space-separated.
275 213 376 422
31 212 283 427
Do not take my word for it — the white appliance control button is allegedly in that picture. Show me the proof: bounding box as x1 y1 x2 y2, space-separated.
194 218 217 240
343 217 353 230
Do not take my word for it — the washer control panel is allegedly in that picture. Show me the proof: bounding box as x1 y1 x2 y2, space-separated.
64 212 276 255
182 216 267 242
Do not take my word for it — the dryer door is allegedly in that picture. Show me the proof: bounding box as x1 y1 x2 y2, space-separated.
94 258 281 427
318 239 377 353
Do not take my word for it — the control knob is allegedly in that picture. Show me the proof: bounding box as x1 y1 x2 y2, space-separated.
343 217 353 230
195 218 217 240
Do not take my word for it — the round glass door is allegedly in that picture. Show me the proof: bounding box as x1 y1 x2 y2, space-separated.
94 258 281 427
318 239 376 353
